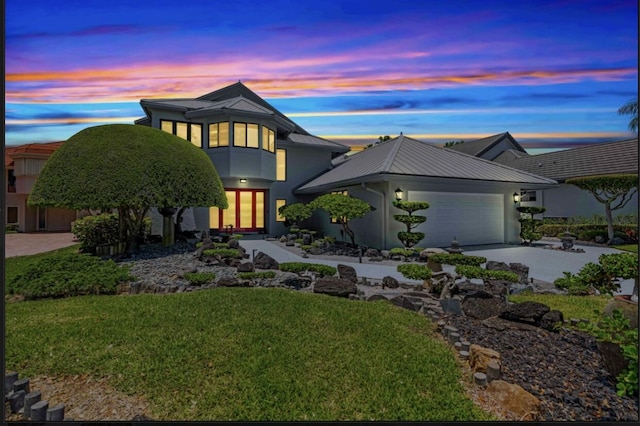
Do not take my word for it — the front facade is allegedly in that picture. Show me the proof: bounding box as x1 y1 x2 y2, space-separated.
5 142 78 232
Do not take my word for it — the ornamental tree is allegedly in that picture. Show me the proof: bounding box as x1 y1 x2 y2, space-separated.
516 206 546 245
278 203 313 227
566 174 638 244
29 124 227 254
309 193 372 246
392 200 430 249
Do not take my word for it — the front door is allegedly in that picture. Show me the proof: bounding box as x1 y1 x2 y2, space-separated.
210 189 266 233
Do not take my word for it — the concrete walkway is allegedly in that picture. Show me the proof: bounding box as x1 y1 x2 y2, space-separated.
240 240 635 295
4 232 77 258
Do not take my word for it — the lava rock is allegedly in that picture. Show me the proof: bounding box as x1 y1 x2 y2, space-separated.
337 264 358 283
236 261 254 273
500 301 551 325
253 252 279 270
313 277 357 298
540 310 564 332
382 276 399 289
461 291 508 320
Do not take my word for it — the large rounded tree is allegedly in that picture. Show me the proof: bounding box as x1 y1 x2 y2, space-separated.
29 124 227 253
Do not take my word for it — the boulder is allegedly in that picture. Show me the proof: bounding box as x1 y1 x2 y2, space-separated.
508 263 529 284
314 277 357 298
461 291 508 320
469 344 502 373
485 380 541 421
364 248 380 258
539 310 564 332
603 296 638 329
484 280 509 297
217 277 248 287
596 340 628 379
302 233 312 245
228 238 240 249
279 235 287 243
380 250 390 259
439 298 463 316
486 261 509 271
382 276 399 289
454 280 484 295
390 295 422 312
281 276 312 290
367 294 389 302
499 301 550 325
253 252 279 270
237 261 254 273
337 264 358 283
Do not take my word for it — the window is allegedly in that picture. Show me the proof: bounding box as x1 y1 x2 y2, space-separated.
262 126 275 152
520 191 537 202
276 149 286 181
276 199 286 222
6 206 18 224
209 122 230 148
330 190 348 223
247 124 259 148
159 120 202 147
234 123 247 147
7 170 16 193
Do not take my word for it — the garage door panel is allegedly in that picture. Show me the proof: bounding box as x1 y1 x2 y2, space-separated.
408 191 503 247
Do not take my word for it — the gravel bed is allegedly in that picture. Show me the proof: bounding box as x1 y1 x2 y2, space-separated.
445 315 639 421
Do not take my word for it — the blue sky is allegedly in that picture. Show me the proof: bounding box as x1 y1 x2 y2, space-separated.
5 0 638 153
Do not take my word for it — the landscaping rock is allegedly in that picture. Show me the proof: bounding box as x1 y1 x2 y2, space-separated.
454 280 484 295
484 280 509 297
461 291 508 320
540 310 564 332
367 294 389 302
313 277 357 298
486 261 509 271
337 264 358 283
596 340 628 379
485 380 541 421
364 248 380 257
500 301 550 326
280 276 312 290
228 238 240 249
390 295 422 312
216 277 247 287
603 297 638 329
508 262 529 284
469 344 502 373
236 261 254 273
253 252 279 270
382 276 399 289
439 298 463 316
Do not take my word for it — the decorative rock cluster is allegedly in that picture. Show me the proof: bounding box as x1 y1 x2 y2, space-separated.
5 372 66 421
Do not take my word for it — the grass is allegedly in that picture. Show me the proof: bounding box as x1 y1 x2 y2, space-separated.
613 244 638 253
508 293 611 323
5 289 492 421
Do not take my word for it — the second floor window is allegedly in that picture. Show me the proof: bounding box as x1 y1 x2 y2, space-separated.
209 122 230 148
262 127 275 153
7 170 16 193
233 123 259 148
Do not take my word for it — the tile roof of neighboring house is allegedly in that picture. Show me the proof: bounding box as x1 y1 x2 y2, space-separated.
446 132 527 158
5 141 64 166
493 138 638 182
296 135 556 193
285 133 350 152
493 149 530 163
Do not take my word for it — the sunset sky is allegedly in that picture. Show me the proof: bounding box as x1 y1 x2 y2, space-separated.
5 0 638 153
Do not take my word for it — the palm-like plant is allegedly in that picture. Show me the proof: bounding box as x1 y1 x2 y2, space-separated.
618 97 638 134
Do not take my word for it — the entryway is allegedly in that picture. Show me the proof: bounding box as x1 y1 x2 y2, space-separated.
209 189 266 233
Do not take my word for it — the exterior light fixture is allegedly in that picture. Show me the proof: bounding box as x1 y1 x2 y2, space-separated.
513 192 520 204
394 188 403 201
239 178 247 183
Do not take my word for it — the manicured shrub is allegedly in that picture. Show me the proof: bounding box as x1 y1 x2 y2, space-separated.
279 262 336 277
397 264 432 280
238 271 276 280
72 213 120 251
517 206 546 245
455 265 519 282
429 253 487 267
301 245 313 251
202 248 241 259
390 247 417 257
7 253 133 300
554 272 594 295
184 272 216 286
231 234 243 240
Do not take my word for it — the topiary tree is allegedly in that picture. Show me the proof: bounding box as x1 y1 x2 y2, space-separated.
566 174 638 244
278 202 313 228
516 206 546 245
28 124 228 254
309 193 372 247
392 200 429 249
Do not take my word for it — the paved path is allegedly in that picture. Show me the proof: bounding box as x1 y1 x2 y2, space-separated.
4 232 77 258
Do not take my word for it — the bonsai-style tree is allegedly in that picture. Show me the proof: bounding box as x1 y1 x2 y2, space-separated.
566 174 638 244
278 203 313 228
516 206 546 245
309 193 371 247
29 124 227 254
392 200 430 249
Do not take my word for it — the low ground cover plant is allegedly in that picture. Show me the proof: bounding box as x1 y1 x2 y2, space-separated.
428 253 487 267
183 272 216 286
397 264 433 281
5 289 492 421
454 265 519 283
202 248 241 259
279 262 336 277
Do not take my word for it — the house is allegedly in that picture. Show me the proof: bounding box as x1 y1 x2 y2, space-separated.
445 132 528 161
5 141 79 232
485 138 638 219
296 134 557 248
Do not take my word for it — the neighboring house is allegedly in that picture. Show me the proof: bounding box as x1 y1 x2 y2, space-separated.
492 138 639 219
5 141 78 232
296 134 557 249
135 82 350 237
446 132 528 161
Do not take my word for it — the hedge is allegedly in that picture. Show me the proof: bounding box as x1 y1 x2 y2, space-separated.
278 262 336 277
428 253 487 267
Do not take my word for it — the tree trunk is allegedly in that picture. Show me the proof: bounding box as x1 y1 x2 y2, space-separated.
159 207 177 247
117 206 129 254
343 222 356 247
175 207 188 236
605 203 615 244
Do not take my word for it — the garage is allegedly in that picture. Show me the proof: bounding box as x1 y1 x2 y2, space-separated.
408 191 504 247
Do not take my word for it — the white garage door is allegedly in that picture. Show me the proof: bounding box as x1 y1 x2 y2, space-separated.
408 191 504 247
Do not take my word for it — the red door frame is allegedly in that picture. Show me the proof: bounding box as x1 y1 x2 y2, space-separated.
212 189 266 232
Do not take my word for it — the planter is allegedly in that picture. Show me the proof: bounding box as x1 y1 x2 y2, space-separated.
596 340 628 379
603 295 638 329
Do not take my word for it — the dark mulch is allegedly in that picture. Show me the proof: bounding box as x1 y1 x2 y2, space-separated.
445 315 638 421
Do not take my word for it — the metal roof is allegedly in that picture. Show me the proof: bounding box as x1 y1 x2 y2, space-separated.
286 133 349 152
493 138 639 182
297 135 557 192
446 132 526 158
493 149 530 163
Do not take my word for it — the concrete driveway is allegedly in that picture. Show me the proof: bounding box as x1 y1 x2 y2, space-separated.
4 232 77 258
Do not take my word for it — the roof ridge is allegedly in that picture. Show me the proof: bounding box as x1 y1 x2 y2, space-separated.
380 134 405 172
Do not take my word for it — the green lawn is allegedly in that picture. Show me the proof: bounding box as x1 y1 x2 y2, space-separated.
508 293 611 323
5 288 493 421
613 244 638 253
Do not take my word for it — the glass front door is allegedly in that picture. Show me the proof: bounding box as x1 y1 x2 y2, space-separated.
210 189 266 232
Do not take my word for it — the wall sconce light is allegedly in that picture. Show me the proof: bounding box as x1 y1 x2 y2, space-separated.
512 192 520 204
394 187 404 201
239 178 247 183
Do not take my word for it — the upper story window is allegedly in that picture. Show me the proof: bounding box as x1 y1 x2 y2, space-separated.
160 120 202 148
233 122 259 148
262 127 275 153
276 149 286 181
208 122 230 148
7 169 16 193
